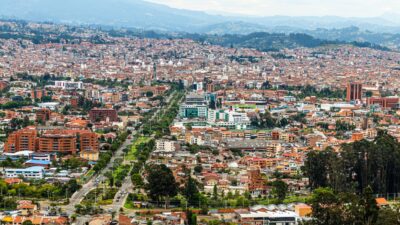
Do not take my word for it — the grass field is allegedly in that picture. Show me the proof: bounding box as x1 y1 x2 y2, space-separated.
125 137 151 161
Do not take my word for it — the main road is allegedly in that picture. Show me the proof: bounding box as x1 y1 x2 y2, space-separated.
65 89 181 224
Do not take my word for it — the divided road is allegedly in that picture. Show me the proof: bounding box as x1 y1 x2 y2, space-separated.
65 90 181 224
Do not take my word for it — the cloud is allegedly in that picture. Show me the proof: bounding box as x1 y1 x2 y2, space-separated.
146 0 400 17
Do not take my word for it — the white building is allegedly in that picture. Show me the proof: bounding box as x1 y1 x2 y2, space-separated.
54 81 83 90
155 140 177 152
5 166 45 179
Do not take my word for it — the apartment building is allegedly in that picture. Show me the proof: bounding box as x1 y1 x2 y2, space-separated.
4 127 37 153
89 108 118 122
37 133 77 154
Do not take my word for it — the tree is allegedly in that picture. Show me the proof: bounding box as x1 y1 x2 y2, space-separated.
194 165 203 174
271 179 288 203
360 186 379 225
184 175 200 206
22 220 33 225
365 91 373 98
212 184 218 200
145 91 154 97
259 111 277 128
187 210 197 225
131 173 144 188
145 164 178 208
309 188 344 225
376 208 400 225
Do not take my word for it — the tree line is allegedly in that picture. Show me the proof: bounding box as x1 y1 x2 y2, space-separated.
303 131 400 195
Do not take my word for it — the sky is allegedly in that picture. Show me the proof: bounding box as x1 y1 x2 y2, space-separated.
146 0 399 17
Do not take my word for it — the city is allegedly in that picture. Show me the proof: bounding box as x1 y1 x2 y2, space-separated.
0 1 400 225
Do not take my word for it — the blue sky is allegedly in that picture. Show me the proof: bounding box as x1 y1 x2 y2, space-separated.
147 0 399 17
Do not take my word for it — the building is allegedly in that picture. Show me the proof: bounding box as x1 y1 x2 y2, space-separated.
4 166 45 179
89 108 118 122
80 131 99 152
367 97 399 109
80 150 99 161
31 89 46 100
36 108 51 123
155 140 177 152
54 81 83 90
179 104 208 118
351 132 364 142
206 83 214 92
208 109 251 129
24 159 52 169
37 133 77 154
4 127 37 153
247 167 267 196
0 80 9 91
346 82 362 103
237 210 299 225
70 97 79 108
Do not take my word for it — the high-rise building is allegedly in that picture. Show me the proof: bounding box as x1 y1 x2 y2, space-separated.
346 82 362 102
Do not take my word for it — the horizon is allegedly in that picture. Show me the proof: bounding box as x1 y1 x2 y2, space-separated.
146 0 399 18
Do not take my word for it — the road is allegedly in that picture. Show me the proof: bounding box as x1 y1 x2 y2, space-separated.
107 90 181 217
65 90 181 224
63 136 134 225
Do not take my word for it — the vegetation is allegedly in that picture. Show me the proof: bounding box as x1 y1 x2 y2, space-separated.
303 131 400 195
0 178 80 210
145 164 178 208
82 188 118 205
305 187 399 225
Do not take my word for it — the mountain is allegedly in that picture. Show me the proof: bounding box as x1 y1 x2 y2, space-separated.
0 0 399 49
1 0 399 33
0 0 228 32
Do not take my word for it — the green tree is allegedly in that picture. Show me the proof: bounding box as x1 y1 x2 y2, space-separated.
271 179 288 203
212 184 218 200
145 164 178 208
183 175 200 206
194 165 203 174
22 220 33 225
376 208 400 225
309 188 344 225
360 186 379 225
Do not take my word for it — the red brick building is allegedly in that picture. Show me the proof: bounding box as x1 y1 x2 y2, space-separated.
36 108 51 123
79 131 99 152
346 82 362 103
247 167 267 195
89 108 118 122
31 89 47 100
367 97 399 109
38 133 77 154
4 127 37 153
0 81 9 91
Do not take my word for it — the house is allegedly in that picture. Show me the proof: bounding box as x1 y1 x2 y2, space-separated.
17 200 37 216
80 150 99 161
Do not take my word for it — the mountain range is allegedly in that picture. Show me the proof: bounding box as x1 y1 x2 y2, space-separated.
0 0 399 49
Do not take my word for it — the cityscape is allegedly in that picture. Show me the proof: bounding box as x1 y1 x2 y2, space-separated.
0 1 400 225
